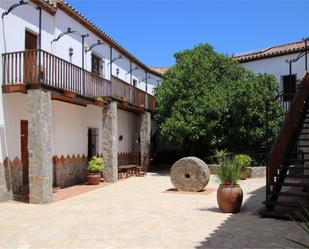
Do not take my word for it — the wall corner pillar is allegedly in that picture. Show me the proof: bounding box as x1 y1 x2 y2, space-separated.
140 111 151 172
27 89 53 204
102 101 118 182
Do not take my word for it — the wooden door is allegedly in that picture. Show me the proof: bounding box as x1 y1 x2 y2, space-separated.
24 31 37 83
21 120 29 184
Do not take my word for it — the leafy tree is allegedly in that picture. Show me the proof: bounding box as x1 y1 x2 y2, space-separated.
155 44 284 162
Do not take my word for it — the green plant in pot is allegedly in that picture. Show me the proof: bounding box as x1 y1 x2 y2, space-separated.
211 148 230 165
234 154 252 180
87 156 105 185
215 158 243 213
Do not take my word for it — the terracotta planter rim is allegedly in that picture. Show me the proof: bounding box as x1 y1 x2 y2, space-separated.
219 184 241 188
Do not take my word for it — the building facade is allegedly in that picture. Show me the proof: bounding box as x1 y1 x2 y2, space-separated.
0 0 162 203
235 40 308 96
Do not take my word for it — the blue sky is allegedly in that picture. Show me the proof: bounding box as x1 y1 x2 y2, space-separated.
68 0 309 67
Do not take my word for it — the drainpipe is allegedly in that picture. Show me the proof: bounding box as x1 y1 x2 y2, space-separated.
110 45 113 96
37 6 42 84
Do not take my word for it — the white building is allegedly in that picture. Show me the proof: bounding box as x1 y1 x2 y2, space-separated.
0 0 162 203
235 40 308 96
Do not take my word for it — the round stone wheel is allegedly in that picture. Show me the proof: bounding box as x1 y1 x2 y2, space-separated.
170 157 210 192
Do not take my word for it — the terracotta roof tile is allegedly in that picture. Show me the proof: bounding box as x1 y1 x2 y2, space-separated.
34 0 162 77
150 67 170 74
234 40 307 62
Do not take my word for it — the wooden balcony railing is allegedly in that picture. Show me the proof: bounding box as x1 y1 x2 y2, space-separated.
2 49 111 98
111 76 156 112
2 49 157 112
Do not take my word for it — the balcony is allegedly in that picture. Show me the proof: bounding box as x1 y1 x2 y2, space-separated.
1 49 156 112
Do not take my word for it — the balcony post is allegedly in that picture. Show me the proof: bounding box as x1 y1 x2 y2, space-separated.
37 6 42 84
110 45 113 96
145 71 148 108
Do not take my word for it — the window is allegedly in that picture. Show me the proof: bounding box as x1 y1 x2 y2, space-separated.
91 53 104 77
133 79 137 87
282 74 296 101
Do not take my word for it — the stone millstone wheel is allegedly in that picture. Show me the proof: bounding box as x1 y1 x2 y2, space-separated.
170 157 210 192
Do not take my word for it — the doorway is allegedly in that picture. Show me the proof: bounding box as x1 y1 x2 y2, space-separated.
20 120 29 185
88 128 98 159
24 30 37 83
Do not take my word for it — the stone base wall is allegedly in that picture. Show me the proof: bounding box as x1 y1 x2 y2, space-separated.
208 164 266 178
4 157 23 194
53 155 88 188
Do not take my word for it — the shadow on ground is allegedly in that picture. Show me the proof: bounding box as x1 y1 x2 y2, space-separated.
195 186 309 249
149 164 171 176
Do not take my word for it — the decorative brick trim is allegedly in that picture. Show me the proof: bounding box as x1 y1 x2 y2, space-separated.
53 154 87 167
2 157 23 194
52 154 88 188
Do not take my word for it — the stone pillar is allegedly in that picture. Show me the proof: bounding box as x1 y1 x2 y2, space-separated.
28 89 53 204
102 101 118 182
140 111 151 172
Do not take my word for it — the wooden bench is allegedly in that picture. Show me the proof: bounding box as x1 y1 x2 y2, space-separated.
118 152 144 179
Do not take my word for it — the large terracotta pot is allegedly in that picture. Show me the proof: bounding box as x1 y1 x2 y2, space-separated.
87 173 101 185
217 184 243 213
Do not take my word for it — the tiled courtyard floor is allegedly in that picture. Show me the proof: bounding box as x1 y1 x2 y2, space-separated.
0 172 308 249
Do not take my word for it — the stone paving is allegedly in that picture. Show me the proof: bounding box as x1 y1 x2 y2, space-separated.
0 172 308 249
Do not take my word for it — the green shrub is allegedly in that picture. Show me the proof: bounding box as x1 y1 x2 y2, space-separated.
215 159 241 186
88 156 105 173
234 154 252 169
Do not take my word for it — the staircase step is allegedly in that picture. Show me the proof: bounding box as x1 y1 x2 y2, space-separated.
264 200 309 208
288 165 309 169
269 191 309 197
298 138 309 141
282 182 309 187
260 209 302 221
288 158 309 162
297 145 309 147
286 174 309 179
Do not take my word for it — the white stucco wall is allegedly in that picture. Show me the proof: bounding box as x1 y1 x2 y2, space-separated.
241 53 308 87
2 92 141 159
117 109 140 153
2 93 28 160
52 101 103 157
2 93 104 159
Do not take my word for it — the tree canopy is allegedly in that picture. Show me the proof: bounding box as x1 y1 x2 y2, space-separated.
155 44 284 163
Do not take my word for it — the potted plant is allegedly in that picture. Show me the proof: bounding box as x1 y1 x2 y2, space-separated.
211 148 230 165
87 156 104 185
122 96 129 106
94 96 104 106
63 89 77 98
216 158 243 213
234 154 252 180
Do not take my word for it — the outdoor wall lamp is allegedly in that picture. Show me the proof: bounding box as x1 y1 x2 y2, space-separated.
69 47 74 57
116 68 120 77
69 47 74 63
